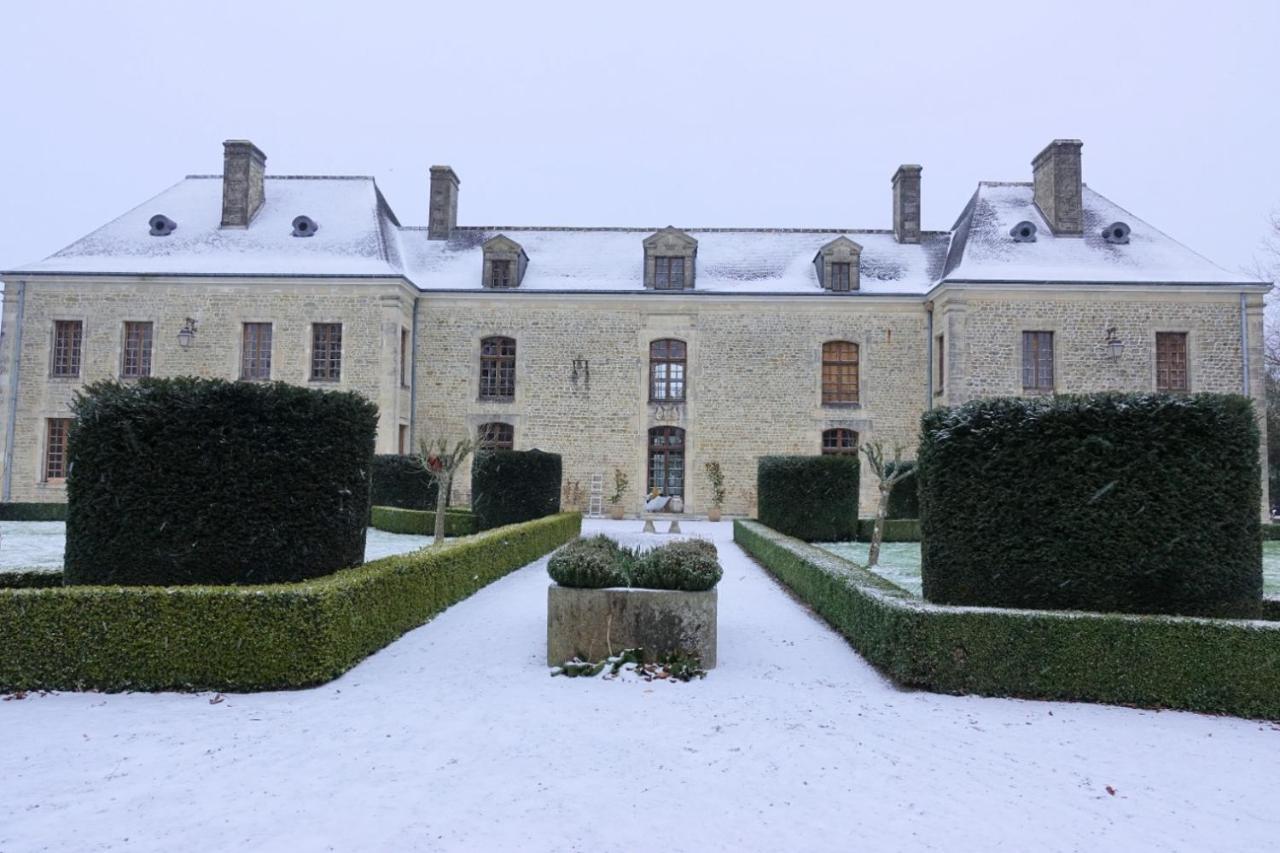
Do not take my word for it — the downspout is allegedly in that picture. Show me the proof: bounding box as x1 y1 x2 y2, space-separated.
1240 292 1250 395
408 294 420 452
3 281 28 501
924 300 934 405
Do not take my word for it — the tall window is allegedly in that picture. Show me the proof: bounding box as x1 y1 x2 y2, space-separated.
1022 331 1054 393
398 425 408 455
121 321 153 379
310 323 343 382
822 341 859 405
649 339 687 401
934 334 945 396
479 336 516 400
648 426 685 499
477 422 514 451
52 320 83 377
830 262 852 292
490 260 513 289
821 428 859 455
400 328 410 387
241 323 272 381
654 257 685 291
1156 332 1189 392
44 418 71 481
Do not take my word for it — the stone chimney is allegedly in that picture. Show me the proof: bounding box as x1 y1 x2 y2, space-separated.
892 165 922 244
428 166 460 240
1032 139 1083 235
220 139 267 228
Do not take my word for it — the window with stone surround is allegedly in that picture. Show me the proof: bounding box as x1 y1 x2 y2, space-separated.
479 336 516 400
934 334 945 396
813 236 862 292
398 425 408 455
241 323 273 381
310 323 342 382
1156 332 1189 392
489 260 513 289
830 263 853 292
400 328 410 387
643 228 697 291
653 257 685 291
477 422 514 451
821 428 859 455
52 320 83 378
44 418 71 481
822 341 860 405
481 235 528 289
649 339 687 402
121 321 153 379
1021 331 1054 394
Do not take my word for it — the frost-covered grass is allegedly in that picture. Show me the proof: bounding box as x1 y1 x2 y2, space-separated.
2 518 1277 852
817 540 1280 598
0 522 437 573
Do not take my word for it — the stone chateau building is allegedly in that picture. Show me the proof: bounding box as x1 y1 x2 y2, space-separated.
0 139 1270 517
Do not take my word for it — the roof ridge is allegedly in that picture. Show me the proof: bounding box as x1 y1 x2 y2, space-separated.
401 225 952 236
184 174 376 181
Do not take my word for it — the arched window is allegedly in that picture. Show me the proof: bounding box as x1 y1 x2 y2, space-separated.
477 422 514 451
648 426 685 499
822 428 859 456
822 341 859 405
649 339 687 402
479 336 516 400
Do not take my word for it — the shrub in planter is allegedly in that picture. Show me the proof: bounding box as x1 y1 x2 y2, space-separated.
369 455 438 510
919 393 1262 617
471 449 562 531
64 378 378 586
884 461 918 520
757 455 859 541
632 540 722 592
548 535 630 588
548 536 720 591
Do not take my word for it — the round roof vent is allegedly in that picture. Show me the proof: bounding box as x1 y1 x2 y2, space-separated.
1102 221 1131 244
292 215 318 238
149 214 177 236
1010 220 1037 243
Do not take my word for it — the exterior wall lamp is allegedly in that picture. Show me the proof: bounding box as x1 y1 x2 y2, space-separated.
1105 326 1125 360
177 317 198 348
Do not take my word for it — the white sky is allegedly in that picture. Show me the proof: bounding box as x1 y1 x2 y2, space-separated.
2 0 1278 280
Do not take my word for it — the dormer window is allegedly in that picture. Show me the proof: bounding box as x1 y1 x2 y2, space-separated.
481 235 528 289
643 227 697 291
814 237 862 292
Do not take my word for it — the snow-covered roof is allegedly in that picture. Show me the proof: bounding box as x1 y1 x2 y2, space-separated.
9 173 1264 294
941 182 1258 285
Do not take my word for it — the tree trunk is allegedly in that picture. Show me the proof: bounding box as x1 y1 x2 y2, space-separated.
868 485 891 568
432 474 451 545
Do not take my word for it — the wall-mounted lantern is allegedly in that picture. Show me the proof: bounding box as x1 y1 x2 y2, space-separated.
177 317 198 348
571 357 590 387
1105 326 1125 360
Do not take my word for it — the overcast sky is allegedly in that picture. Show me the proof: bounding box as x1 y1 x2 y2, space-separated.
2 0 1278 280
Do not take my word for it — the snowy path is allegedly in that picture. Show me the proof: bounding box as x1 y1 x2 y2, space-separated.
2 520 1278 852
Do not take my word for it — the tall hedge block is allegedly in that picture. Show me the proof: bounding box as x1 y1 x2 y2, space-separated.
471 449 562 531
919 393 1262 617
369 454 438 510
884 461 919 519
65 378 379 586
757 455 859 541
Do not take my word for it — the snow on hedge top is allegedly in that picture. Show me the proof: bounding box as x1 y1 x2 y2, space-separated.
18 176 401 277
396 227 950 294
941 182 1257 285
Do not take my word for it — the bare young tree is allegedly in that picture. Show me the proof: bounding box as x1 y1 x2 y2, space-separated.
418 434 478 545
860 440 915 568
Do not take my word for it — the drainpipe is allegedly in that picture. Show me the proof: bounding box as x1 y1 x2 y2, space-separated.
408 294 420 452
3 281 28 501
1240 292 1250 396
924 300 934 405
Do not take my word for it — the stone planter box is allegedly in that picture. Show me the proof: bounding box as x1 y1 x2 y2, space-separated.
547 585 717 668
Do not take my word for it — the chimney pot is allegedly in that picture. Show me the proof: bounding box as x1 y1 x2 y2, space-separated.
220 139 267 228
892 165 922 244
1032 139 1083 236
428 165 460 240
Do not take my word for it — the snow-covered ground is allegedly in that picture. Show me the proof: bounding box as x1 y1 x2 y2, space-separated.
2 519 1277 852
0 522 434 572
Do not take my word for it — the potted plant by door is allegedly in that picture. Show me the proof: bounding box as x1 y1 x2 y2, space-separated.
608 468 628 519
705 461 726 522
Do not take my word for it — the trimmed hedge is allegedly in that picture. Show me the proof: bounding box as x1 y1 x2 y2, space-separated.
884 461 919 520
757 455 859 541
65 378 378 587
0 503 68 521
855 518 921 542
0 513 580 692
0 569 63 589
1264 523 1280 542
370 505 477 537
548 535 722 592
471 449 562 531
736 520 1280 720
369 454 438 511
919 393 1262 618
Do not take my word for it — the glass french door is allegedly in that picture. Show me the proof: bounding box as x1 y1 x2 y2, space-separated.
647 427 685 499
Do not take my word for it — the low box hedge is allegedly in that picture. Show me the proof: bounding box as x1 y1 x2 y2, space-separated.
0 569 64 589
736 519 1280 720
370 506 477 537
1264 523 1280 542
0 503 68 522
855 519 921 542
757 455 859 541
0 513 580 693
